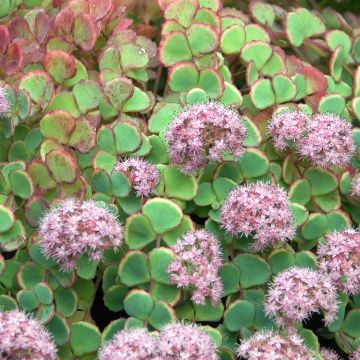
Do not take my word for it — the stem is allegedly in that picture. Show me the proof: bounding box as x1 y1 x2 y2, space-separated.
83 271 102 322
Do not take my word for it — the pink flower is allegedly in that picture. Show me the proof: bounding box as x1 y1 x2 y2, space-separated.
351 347 360 360
351 176 360 200
157 323 218 360
220 182 295 251
165 101 247 174
237 330 313 360
264 267 339 327
320 348 343 360
166 230 222 306
317 229 360 295
297 113 355 169
268 110 309 150
0 86 10 117
0 309 57 360
39 199 123 270
113 157 160 197
98 328 158 360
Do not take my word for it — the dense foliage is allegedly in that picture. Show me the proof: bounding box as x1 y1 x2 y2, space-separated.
1 0 360 359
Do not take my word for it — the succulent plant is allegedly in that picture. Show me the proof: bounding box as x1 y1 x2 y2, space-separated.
0 309 57 359
220 182 296 250
264 267 339 328
166 229 223 306
39 199 123 270
317 228 360 295
237 330 314 360
0 0 360 358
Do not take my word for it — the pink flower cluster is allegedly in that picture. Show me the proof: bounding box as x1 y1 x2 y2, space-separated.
157 323 218 360
0 86 9 117
268 111 355 169
237 330 313 360
298 113 355 169
113 158 160 197
351 176 360 200
39 199 123 270
98 328 158 360
98 323 218 360
317 229 360 295
268 110 309 150
165 101 247 174
220 182 295 251
351 347 360 360
320 348 342 360
0 309 57 360
166 230 222 306
264 267 339 327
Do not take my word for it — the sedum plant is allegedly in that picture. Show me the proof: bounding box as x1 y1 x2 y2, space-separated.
1 0 360 359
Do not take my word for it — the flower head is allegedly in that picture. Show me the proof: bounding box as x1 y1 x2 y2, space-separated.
0 309 57 360
166 230 222 306
237 330 313 360
220 182 295 251
113 157 159 197
0 86 10 117
351 347 360 360
297 113 355 169
317 229 360 295
39 199 123 270
157 323 218 360
98 328 158 360
268 110 309 150
165 101 247 174
264 267 339 327
320 348 342 360
351 176 360 200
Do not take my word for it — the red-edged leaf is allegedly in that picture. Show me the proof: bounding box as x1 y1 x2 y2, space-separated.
73 13 98 51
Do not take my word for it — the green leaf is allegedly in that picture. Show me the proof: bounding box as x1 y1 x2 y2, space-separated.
148 301 176 330
19 71 54 109
159 31 192 66
168 62 199 92
221 25 245 55
149 103 182 134
143 198 183 234
164 0 198 27
17 289 39 311
44 50 76 84
304 168 338 196
233 254 271 288
70 322 101 356
149 247 174 285
124 289 154 320
250 78 275 109
125 213 157 249
73 80 102 114
54 287 78 318
0 205 15 233
272 74 297 103
301 213 328 240
46 149 78 183
9 170 33 199
119 251 150 286
187 23 219 56
104 285 128 312
164 166 198 200
318 93 345 114
238 148 269 178
224 300 255 331
114 122 142 155
198 69 224 98
46 313 70 346
241 41 272 69
40 110 76 144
